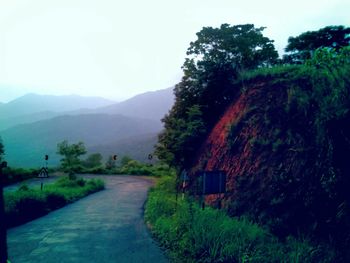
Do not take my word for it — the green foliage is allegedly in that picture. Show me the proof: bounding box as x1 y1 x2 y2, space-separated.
2 167 38 186
119 159 152 175
0 137 4 162
116 158 176 177
83 153 103 168
4 176 104 228
120 155 133 167
57 140 86 176
227 107 258 151
105 155 117 170
157 105 206 169
153 27 350 261
145 177 335 262
283 25 350 63
157 24 278 170
76 153 175 177
227 46 350 260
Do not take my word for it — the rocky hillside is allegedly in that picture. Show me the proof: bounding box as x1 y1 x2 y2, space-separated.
156 25 350 260
189 57 350 251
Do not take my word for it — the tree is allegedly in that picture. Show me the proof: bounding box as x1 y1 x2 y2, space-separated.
0 138 4 163
283 25 350 63
105 155 117 170
83 153 103 168
156 24 278 169
120 156 133 167
57 140 86 177
176 24 278 125
157 105 206 169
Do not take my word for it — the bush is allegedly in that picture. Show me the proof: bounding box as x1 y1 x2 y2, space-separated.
4 176 105 228
2 167 38 186
145 176 336 263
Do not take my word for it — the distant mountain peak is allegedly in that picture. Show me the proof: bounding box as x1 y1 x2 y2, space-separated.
93 87 175 122
0 93 117 119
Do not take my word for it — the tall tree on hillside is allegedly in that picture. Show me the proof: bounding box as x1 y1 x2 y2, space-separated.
156 24 278 169
57 140 86 177
177 24 278 124
283 25 350 63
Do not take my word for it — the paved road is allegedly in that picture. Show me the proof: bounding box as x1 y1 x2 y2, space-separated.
7 175 168 263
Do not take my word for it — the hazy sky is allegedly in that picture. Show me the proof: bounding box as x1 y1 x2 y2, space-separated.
0 0 349 102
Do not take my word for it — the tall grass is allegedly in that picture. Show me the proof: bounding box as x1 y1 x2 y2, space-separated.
145 176 335 263
4 176 104 228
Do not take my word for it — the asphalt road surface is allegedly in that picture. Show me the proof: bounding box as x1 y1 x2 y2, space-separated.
7 175 168 263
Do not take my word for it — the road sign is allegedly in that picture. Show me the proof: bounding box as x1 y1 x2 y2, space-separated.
38 167 48 178
44 155 49 161
113 155 118 161
148 154 153 160
197 171 226 195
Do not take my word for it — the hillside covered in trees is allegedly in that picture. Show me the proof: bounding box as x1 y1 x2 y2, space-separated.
156 24 350 260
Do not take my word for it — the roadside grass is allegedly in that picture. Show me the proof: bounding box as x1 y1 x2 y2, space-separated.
80 160 175 177
4 176 105 228
2 167 41 186
145 176 335 263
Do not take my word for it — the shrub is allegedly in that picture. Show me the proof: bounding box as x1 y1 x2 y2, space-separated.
145 176 336 262
4 176 105 228
2 167 38 186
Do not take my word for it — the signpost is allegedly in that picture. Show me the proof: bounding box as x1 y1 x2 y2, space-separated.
180 170 189 200
197 171 226 195
38 155 49 191
196 170 226 210
0 161 8 263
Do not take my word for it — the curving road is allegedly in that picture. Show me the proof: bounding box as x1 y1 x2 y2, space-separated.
7 175 168 263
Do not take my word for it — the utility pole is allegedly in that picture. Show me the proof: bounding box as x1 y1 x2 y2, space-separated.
0 161 8 263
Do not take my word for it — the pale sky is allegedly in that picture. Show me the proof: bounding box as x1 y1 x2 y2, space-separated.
0 0 349 102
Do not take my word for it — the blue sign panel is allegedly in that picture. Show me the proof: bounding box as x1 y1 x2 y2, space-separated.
198 171 226 195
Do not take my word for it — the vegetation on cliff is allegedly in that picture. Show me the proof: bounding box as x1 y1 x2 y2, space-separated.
146 176 335 262
155 24 350 261
225 47 350 255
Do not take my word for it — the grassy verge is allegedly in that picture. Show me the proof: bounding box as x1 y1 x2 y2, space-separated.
2 167 40 186
80 160 174 177
145 176 335 263
4 176 104 228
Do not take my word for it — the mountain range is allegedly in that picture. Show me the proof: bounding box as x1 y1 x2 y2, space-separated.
0 88 174 131
0 87 174 167
0 93 116 119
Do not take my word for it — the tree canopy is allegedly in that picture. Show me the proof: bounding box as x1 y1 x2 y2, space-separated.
57 140 86 176
83 153 103 169
105 155 117 170
283 25 350 63
156 24 278 169
177 24 279 122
